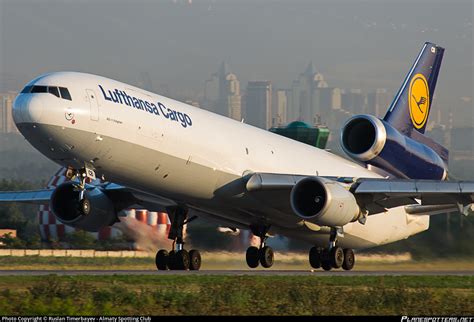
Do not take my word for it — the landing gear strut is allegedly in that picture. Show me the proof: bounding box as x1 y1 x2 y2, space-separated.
246 225 274 269
309 227 355 271
155 207 201 271
67 165 96 216
69 164 96 201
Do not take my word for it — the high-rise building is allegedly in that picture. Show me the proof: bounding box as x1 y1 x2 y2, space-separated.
313 87 343 126
204 74 219 112
342 89 366 114
288 62 328 123
217 61 231 117
273 89 288 126
225 73 242 121
246 81 272 129
203 62 242 119
367 88 391 117
0 92 18 134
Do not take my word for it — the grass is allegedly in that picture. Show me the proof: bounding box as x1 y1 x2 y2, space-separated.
0 275 472 315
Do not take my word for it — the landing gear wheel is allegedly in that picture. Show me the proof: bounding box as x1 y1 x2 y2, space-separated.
189 249 201 271
320 248 332 271
174 250 190 270
321 260 332 271
246 246 260 268
79 198 91 216
167 250 176 270
259 246 274 268
330 246 344 268
309 247 322 269
155 249 168 270
342 248 355 271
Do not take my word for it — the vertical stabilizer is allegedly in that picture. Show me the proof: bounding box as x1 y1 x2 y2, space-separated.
384 42 444 135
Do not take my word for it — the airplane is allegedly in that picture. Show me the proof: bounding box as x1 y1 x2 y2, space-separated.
1 42 472 271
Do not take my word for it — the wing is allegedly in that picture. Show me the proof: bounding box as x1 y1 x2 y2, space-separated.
0 182 177 211
245 173 474 217
0 189 55 204
353 178 474 215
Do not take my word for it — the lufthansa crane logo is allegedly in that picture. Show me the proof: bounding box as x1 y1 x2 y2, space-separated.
409 73 430 129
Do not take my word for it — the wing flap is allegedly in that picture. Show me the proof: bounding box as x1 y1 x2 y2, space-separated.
354 179 474 207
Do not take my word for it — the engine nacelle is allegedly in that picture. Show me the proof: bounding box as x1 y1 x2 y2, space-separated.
340 114 447 180
290 177 360 227
50 182 117 232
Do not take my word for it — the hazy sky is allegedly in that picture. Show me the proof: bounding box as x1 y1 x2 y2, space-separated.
0 0 472 110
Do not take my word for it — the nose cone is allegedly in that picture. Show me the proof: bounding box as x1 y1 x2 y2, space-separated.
13 94 44 124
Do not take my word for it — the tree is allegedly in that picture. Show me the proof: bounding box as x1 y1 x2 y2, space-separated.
65 230 96 249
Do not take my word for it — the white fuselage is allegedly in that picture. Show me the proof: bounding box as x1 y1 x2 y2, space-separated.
12 72 429 249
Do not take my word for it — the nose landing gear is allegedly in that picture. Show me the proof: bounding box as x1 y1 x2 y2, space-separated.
66 165 96 216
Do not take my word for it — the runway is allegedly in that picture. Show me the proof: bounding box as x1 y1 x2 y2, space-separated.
0 269 472 276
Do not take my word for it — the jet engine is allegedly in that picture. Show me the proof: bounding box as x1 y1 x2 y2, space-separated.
290 177 360 227
50 182 117 232
340 114 447 180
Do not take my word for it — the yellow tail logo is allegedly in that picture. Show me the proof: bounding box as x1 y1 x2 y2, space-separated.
409 73 430 129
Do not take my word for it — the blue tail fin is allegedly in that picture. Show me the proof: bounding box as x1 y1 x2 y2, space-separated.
384 42 444 136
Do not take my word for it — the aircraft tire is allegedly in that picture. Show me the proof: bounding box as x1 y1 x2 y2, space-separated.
259 246 274 268
330 246 344 268
79 198 91 216
342 248 355 271
321 260 332 271
246 246 260 268
155 249 169 270
173 250 190 270
167 250 176 270
174 250 190 270
309 247 322 269
189 249 201 271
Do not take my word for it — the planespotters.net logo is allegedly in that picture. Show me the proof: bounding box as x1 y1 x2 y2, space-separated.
402 317 474 322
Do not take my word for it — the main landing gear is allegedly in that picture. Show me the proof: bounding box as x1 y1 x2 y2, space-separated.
155 207 201 271
246 225 274 269
309 227 355 271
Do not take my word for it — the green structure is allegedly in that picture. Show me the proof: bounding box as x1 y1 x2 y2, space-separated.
269 121 330 149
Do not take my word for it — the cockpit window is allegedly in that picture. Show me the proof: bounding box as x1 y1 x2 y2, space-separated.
31 85 48 93
21 85 33 93
22 85 72 101
48 86 60 98
59 87 72 101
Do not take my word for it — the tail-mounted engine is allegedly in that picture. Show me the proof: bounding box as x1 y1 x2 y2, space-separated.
340 114 447 180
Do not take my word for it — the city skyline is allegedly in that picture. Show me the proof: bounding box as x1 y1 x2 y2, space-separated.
1 1 471 116
1 59 472 135
0 0 472 135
